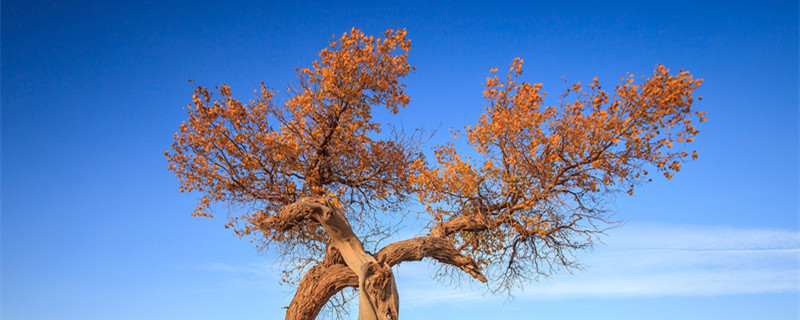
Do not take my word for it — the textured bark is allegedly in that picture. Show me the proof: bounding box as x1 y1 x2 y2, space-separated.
281 198 491 320
284 211 488 320
285 236 489 320
285 262 357 320
430 215 503 238
376 237 487 282
281 198 399 320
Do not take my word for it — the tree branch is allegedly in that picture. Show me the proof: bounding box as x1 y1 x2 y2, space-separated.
285 234 488 320
285 248 358 320
377 236 487 282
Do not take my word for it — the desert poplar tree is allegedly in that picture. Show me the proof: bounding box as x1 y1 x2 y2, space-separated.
167 28 704 320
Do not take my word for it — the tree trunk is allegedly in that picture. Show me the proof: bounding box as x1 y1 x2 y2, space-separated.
282 198 487 320
287 198 399 320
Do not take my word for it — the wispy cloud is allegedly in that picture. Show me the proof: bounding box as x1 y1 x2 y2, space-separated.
191 261 275 278
189 224 800 305
395 223 800 305
188 261 280 291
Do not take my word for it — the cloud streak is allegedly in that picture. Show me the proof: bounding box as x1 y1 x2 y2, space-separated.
190 223 799 305
396 223 800 305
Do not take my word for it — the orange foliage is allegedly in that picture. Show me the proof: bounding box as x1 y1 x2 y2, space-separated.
167 28 704 288
167 28 421 247
414 58 703 271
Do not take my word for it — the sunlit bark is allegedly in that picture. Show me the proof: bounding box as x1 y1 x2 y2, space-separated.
283 199 488 320
280 198 398 320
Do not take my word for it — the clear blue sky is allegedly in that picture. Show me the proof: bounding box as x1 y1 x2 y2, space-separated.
3 1 798 319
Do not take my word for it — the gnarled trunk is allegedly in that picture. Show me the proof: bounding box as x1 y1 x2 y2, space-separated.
282 198 487 320
283 198 399 320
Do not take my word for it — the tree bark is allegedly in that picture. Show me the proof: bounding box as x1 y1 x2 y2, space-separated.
376 237 487 282
282 198 488 320
284 198 399 320
285 262 357 320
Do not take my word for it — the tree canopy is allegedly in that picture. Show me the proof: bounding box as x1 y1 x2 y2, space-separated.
166 27 704 320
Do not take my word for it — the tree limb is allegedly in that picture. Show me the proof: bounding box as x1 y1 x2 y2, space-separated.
376 236 487 282
285 233 488 320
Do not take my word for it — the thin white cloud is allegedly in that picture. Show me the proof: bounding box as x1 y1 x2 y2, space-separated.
524 223 800 298
191 261 274 277
394 223 800 305
401 288 486 307
190 223 800 306
189 261 279 290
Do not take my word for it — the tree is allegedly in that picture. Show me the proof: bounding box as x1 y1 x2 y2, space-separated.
166 28 705 320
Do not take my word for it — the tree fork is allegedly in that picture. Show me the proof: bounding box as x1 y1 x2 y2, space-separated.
285 198 399 320
283 198 488 320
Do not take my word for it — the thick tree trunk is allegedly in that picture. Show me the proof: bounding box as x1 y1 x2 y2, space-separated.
281 198 487 320
316 204 399 320
284 260 357 319
284 198 399 320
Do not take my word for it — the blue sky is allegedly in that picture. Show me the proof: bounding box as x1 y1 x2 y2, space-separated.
2 1 798 319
